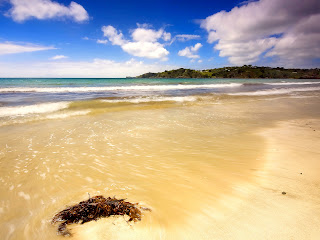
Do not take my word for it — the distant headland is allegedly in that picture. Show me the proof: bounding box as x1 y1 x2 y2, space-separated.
137 65 320 79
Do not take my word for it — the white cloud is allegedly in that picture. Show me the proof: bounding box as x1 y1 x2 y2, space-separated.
216 38 278 65
50 55 68 60
198 59 203 63
178 43 202 59
0 58 177 78
97 39 108 44
0 42 55 55
102 25 127 46
136 23 153 29
7 0 89 22
102 25 170 60
169 34 201 45
201 0 320 67
132 28 164 42
122 42 169 60
163 32 172 41
265 14 320 66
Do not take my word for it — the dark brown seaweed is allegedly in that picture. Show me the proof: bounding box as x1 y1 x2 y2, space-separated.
51 195 150 236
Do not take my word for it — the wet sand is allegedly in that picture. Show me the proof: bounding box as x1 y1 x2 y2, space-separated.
1 95 320 240
0 101 266 240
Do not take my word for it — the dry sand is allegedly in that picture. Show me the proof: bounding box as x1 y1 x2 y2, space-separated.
201 119 320 240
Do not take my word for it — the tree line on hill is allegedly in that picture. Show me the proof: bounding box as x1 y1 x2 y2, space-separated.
137 65 320 79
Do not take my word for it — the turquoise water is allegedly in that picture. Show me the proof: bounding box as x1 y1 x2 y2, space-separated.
1 78 320 106
0 78 320 123
1 77 319 87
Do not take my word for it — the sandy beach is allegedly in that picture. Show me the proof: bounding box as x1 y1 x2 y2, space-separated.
201 119 320 240
73 118 320 240
1 79 320 240
1 0 320 238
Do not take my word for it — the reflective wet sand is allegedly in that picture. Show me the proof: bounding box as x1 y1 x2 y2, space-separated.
1 94 320 240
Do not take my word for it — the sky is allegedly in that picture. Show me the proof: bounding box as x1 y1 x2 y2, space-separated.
0 0 319 77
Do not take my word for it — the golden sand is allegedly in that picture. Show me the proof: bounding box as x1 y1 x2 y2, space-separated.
194 119 320 240
0 95 320 240
74 119 320 240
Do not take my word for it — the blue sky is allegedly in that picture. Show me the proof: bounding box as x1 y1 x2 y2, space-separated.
0 0 319 77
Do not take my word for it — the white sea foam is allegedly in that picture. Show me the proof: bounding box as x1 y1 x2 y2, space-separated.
0 83 241 93
101 96 198 103
265 81 320 86
229 87 320 96
18 191 30 200
46 110 90 119
1 82 319 93
0 102 69 117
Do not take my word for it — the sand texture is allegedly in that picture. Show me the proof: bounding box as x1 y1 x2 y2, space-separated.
203 119 320 240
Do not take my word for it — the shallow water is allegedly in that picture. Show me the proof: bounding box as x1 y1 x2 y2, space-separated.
0 78 320 239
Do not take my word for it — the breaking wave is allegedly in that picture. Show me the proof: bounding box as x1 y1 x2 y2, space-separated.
0 83 242 93
265 81 320 86
229 87 320 96
0 102 70 117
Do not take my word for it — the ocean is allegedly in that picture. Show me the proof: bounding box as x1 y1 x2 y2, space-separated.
0 78 320 123
1 78 320 239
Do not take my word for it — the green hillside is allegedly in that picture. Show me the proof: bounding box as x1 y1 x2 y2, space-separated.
138 65 320 79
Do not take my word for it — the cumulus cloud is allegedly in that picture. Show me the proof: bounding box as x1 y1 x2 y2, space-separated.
102 25 170 60
266 14 320 65
216 38 278 65
178 43 202 59
122 42 169 59
131 28 169 42
50 55 68 60
102 25 127 46
0 58 177 78
162 32 172 42
0 42 55 55
201 0 320 66
7 0 89 22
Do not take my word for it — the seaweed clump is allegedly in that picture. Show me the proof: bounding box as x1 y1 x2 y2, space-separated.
51 195 149 236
